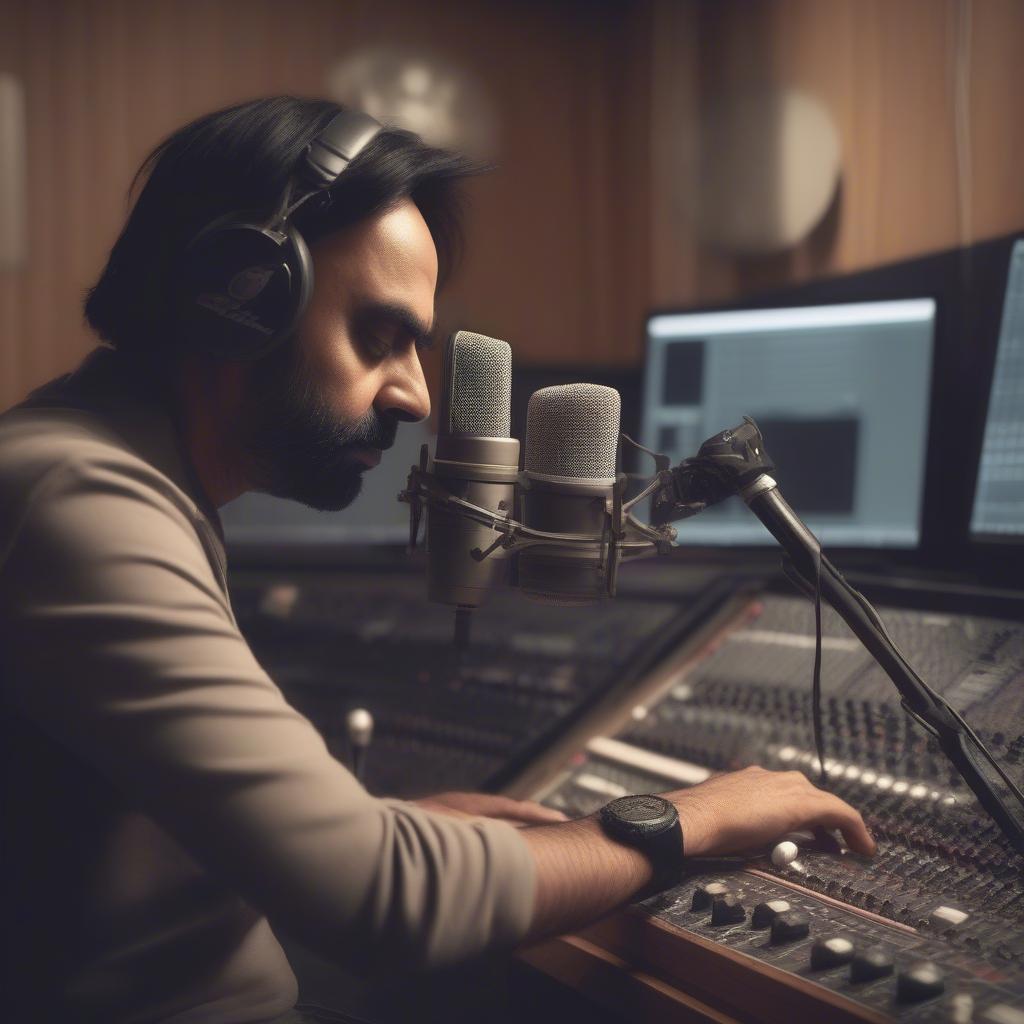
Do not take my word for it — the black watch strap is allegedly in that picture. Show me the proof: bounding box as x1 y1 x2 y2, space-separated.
599 795 685 895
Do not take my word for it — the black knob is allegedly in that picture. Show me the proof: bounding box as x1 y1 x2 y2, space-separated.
752 899 791 929
810 937 855 969
691 881 730 912
711 895 746 926
850 946 894 983
771 910 811 944
897 962 945 1002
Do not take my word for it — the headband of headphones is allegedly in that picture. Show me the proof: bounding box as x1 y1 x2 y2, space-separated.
269 109 383 228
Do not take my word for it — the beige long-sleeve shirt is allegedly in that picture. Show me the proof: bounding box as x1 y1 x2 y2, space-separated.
0 350 535 1023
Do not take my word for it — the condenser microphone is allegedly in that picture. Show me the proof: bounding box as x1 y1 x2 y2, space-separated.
426 331 519 613
518 383 622 605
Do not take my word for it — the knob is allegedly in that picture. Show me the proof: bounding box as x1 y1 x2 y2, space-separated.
690 881 729 912
710 895 746 926
810 937 855 969
345 708 374 784
847 942 897 983
770 910 810 944
898 962 945 1002
930 905 969 930
346 707 374 747
752 899 791 929
771 840 800 867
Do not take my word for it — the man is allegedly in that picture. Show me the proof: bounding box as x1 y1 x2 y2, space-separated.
0 97 874 1023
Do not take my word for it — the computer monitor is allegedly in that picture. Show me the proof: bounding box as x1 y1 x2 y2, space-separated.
643 299 936 547
220 418 431 549
970 240 1024 542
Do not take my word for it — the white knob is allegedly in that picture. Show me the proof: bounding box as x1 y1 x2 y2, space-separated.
771 840 800 867
346 708 374 749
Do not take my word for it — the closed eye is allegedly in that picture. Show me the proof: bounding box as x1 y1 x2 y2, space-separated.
352 301 434 358
358 329 391 361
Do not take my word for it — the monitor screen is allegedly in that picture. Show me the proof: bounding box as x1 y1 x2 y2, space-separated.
971 239 1024 541
643 299 936 547
220 419 430 547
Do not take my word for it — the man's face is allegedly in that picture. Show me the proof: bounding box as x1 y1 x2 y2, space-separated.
242 199 436 510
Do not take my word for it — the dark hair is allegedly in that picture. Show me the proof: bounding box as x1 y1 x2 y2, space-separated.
84 96 478 355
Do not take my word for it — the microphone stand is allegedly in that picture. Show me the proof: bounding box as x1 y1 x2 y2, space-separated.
655 417 1024 856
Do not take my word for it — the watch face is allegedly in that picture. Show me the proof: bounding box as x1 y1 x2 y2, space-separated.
611 795 671 824
602 795 679 841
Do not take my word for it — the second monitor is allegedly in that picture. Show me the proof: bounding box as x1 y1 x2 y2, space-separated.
643 299 936 548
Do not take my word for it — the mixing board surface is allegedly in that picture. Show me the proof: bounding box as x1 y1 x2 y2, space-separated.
229 567 718 798
537 593 1024 1021
229 561 1023 1019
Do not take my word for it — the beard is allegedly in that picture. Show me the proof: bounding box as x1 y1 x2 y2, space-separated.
241 343 397 512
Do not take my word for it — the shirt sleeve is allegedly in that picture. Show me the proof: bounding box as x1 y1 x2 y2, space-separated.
0 451 536 970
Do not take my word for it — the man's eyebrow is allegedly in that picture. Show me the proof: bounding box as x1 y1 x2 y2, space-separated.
354 301 435 350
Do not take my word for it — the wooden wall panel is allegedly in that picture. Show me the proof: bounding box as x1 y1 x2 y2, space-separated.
649 0 700 309
2 0 1022 405
970 0 1024 242
651 0 1024 312
427 1 652 370
0 0 642 409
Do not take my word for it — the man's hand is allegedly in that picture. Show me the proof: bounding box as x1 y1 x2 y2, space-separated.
667 765 876 857
520 766 874 943
414 791 568 826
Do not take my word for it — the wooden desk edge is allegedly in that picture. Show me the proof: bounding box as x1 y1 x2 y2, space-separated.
519 909 892 1024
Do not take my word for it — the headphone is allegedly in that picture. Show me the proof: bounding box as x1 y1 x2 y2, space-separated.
175 109 382 360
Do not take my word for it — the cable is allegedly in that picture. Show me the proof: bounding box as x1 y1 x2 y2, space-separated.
811 544 826 787
951 0 974 252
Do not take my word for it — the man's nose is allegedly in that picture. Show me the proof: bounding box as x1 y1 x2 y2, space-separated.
377 351 431 424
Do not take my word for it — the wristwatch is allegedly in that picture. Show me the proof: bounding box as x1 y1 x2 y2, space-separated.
599 794 685 894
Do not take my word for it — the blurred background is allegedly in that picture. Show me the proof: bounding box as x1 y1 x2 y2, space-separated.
4 6 1024 1019
1 0 1022 412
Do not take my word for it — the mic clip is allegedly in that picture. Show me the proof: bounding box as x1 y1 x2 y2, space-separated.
399 454 676 599
404 443 430 551
650 416 777 521
399 455 516 553
690 416 775 483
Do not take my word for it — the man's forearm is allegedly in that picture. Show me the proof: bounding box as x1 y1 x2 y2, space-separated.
518 814 653 943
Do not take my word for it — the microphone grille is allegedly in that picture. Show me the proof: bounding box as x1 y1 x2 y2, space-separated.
525 383 621 479
441 330 512 437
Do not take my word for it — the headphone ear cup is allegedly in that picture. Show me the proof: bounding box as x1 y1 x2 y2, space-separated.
177 214 312 360
281 221 313 341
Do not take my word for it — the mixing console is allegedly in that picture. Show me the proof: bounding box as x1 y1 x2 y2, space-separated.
535 593 1024 1022
228 567 717 798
